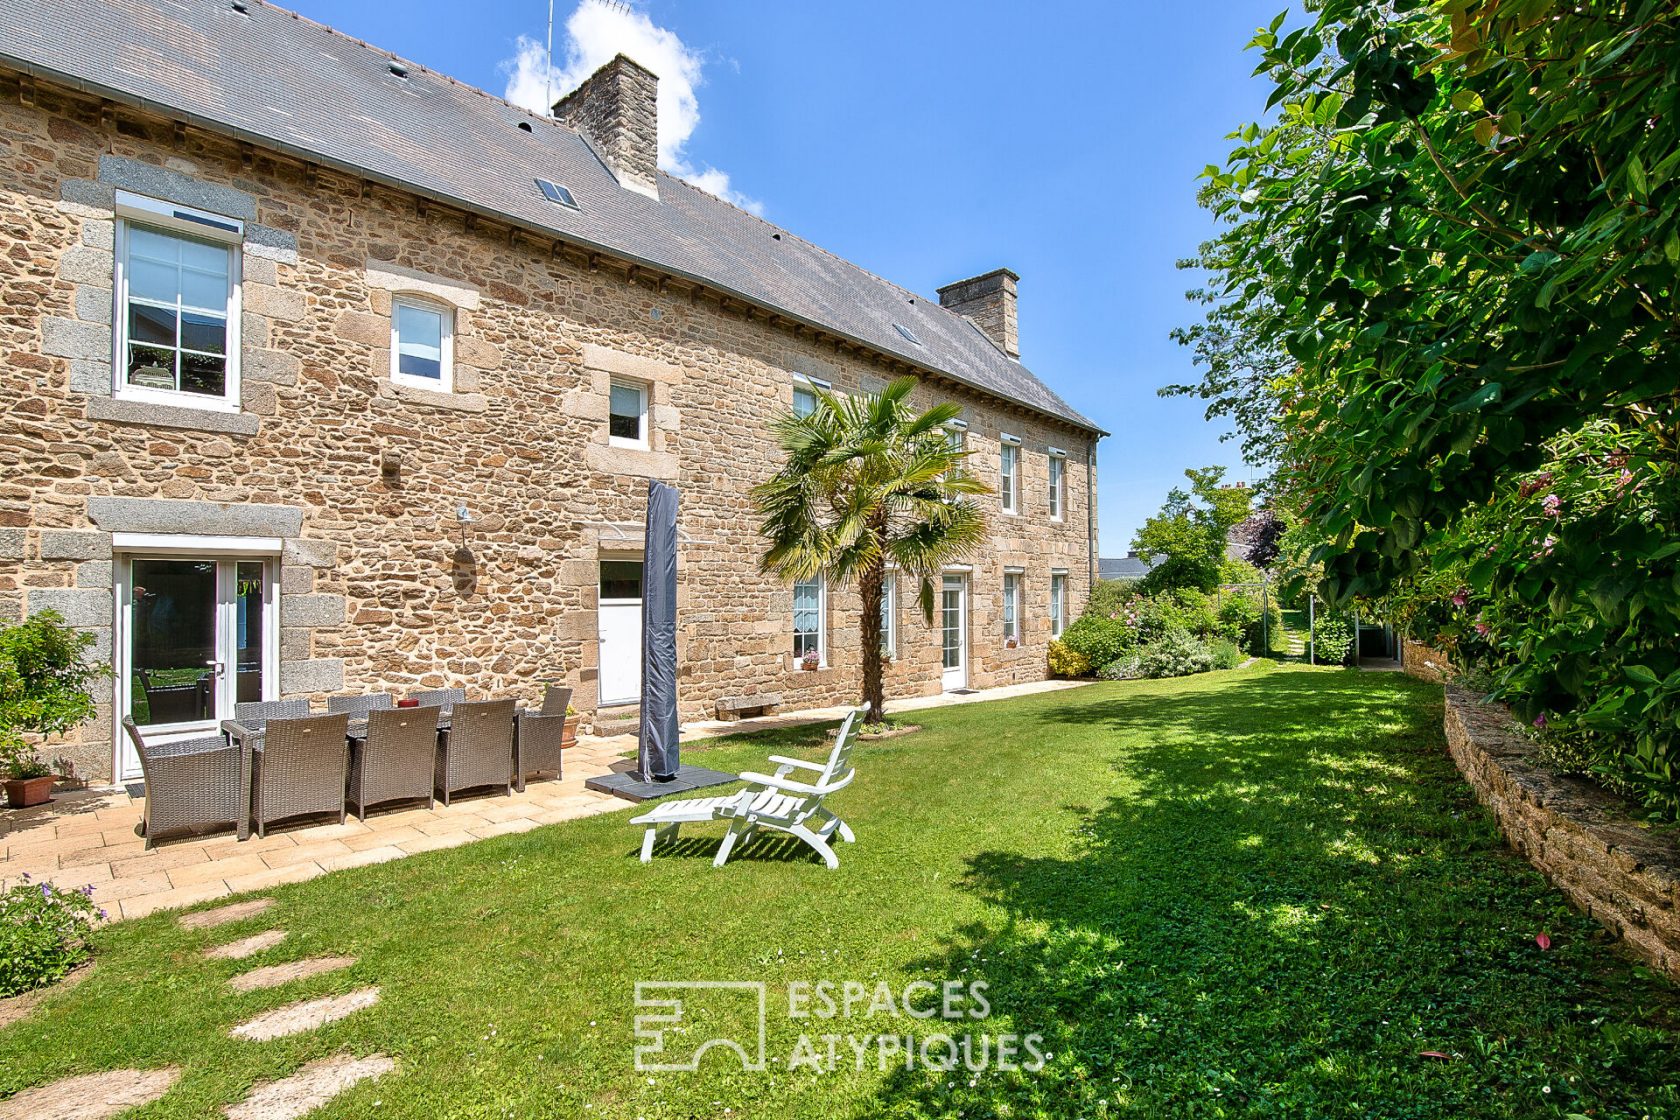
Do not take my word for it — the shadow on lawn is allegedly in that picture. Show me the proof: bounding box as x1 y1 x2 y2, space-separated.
844 670 1680 1119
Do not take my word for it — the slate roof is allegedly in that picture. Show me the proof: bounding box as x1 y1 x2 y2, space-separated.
1098 555 1158 580
0 0 1100 433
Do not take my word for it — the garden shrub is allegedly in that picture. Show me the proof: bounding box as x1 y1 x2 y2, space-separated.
1046 640 1092 680
1058 615 1135 670
0 611 107 780
1209 638 1244 670
0 875 102 997
1084 579 1134 622
1140 629 1216 679
1096 655 1144 681
1312 617 1353 667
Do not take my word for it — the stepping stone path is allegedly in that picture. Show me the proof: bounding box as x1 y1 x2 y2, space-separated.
179 897 277 930
5 896 388 1117
230 987 382 1042
206 929 289 961
0 1067 180 1120
229 956 357 994
223 1053 395 1120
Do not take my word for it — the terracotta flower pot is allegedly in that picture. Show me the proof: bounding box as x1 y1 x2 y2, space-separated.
4 775 57 809
561 715 580 750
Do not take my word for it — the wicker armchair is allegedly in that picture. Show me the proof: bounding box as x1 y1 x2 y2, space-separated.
435 699 515 805
348 707 438 819
540 685 573 717
412 687 466 711
328 693 395 717
235 698 311 723
121 717 243 849
514 710 566 792
250 712 351 838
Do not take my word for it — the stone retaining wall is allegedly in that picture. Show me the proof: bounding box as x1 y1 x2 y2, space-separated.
1444 686 1680 981
1401 638 1453 684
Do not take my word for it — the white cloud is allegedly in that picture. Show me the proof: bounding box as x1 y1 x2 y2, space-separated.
501 1 763 216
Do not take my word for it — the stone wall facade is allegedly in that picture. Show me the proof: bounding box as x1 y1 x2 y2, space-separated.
0 79 1098 783
1444 686 1680 981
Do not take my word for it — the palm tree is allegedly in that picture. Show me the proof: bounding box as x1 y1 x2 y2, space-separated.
753 376 990 722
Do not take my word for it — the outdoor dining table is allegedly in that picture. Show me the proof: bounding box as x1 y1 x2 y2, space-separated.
220 708 454 840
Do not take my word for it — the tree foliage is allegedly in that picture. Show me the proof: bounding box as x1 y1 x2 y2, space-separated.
1132 466 1254 593
753 377 989 721
1178 2 1680 814
0 612 107 779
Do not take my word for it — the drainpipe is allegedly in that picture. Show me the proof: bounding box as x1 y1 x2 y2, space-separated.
1085 440 1097 597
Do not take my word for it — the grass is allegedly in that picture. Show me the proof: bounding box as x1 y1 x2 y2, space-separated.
4 664 1678 1118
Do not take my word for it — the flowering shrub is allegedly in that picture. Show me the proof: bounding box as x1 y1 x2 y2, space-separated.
1311 617 1353 667
1046 640 1092 680
1139 630 1216 679
0 611 108 779
1058 615 1136 671
0 874 102 997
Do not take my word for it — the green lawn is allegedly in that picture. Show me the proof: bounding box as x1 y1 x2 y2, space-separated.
5 664 1678 1118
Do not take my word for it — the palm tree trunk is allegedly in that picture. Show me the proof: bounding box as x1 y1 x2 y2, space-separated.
859 562 886 723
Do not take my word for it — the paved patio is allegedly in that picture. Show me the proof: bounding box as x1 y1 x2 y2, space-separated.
0 679 1091 920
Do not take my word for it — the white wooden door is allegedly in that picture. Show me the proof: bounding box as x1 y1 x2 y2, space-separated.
597 559 644 706
941 574 968 691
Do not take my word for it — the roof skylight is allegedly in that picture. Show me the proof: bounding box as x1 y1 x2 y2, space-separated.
892 323 922 346
536 179 580 210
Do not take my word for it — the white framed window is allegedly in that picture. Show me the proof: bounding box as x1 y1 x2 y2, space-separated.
943 419 968 485
390 296 454 392
609 378 650 448
1000 436 1022 514
880 573 897 657
114 191 243 411
794 575 825 665
1003 570 1022 644
792 372 828 418
1048 450 1066 521
1050 571 1068 637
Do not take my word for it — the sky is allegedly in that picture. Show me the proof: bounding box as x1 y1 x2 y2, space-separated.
282 0 1287 555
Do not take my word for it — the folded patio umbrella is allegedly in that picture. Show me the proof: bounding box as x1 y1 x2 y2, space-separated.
637 479 680 781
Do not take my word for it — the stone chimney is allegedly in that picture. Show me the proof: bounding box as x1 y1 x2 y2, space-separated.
937 269 1019 359
552 54 660 200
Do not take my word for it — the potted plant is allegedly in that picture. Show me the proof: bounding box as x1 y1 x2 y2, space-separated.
800 652 821 672
1 612 108 810
561 704 580 749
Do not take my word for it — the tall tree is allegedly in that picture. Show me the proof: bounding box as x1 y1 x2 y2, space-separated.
1131 466 1254 592
754 377 989 722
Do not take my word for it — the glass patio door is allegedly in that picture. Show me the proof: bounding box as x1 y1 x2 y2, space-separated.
941 574 968 691
117 556 273 780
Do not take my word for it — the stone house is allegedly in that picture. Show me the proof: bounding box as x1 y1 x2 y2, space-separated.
0 0 1102 784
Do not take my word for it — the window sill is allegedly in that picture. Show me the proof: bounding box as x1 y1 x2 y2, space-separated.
88 394 260 436
378 380 488 413
608 437 651 451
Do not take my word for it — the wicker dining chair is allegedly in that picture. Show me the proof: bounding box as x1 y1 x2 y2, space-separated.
540 685 573 717
514 709 566 792
348 706 438 819
235 698 311 723
121 717 243 849
411 687 466 711
435 699 516 805
327 693 396 717
250 712 351 837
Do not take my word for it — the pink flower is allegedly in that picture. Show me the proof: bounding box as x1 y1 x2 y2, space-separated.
1474 622 1491 638
1617 468 1633 489
1533 714 1548 730
1541 493 1561 517
1451 589 1469 608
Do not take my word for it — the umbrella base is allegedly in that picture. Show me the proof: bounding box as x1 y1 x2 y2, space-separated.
585 765 738 803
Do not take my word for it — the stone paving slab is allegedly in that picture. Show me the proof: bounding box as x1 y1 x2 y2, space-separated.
229 955 357 994
230 987 381 1041
223 1053 394 1120
205 930 288 961
180 897 277 930
0 1067 180 1119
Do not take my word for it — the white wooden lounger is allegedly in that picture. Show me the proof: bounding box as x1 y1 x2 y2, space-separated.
631 704 865 869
